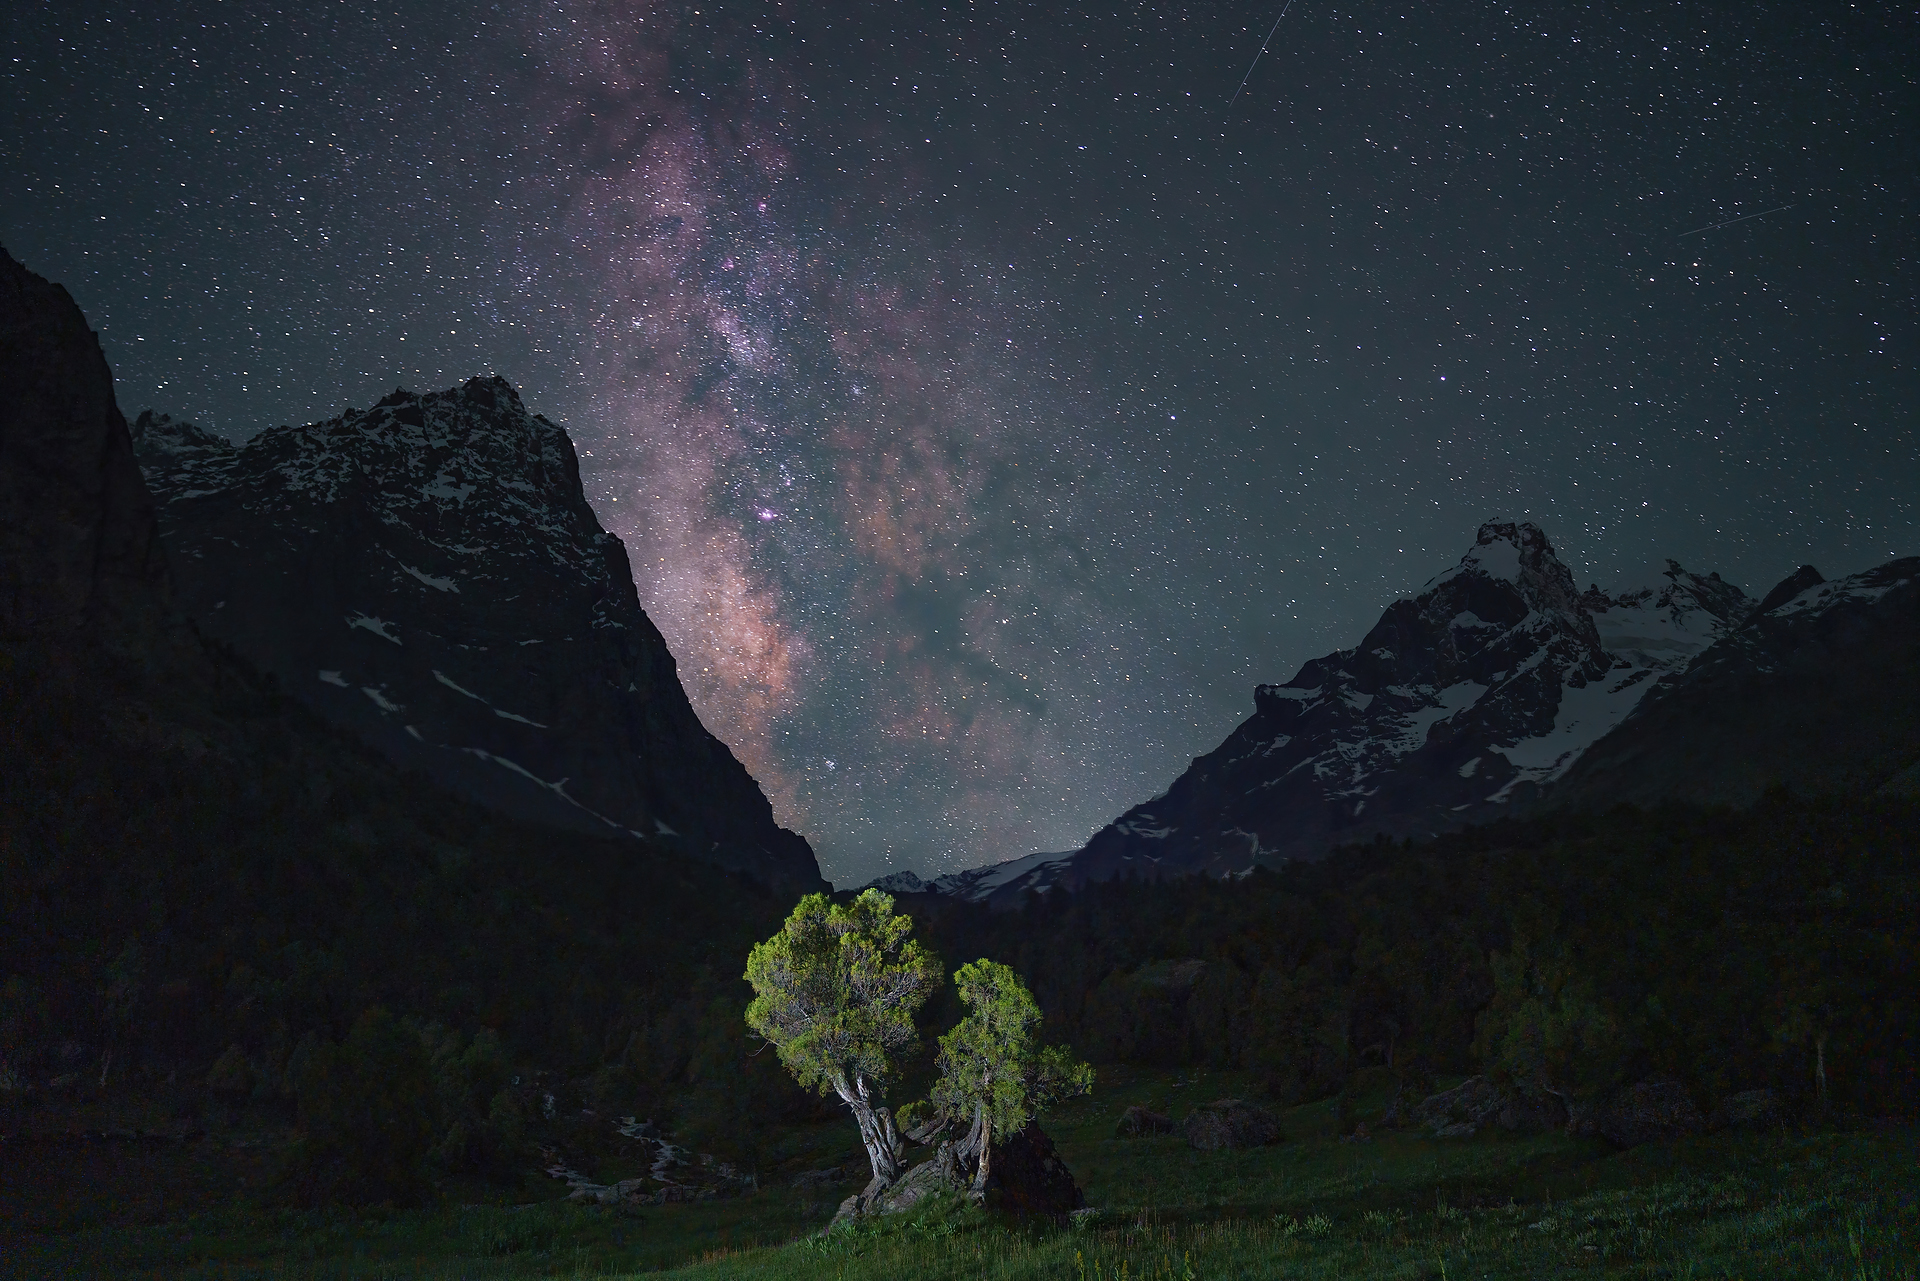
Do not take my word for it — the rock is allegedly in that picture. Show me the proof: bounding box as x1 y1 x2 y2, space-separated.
0 245 173 640
1588 1079 1706 1148
982 1121 1084 1218
1708 1088 1783 1132
1410 1076 1565 1137
792 1165 854 1190
129 382 823 890
1410 1076 1503 1136
1182 1098 1281 1151
833 1121 1084 1226
1115 1105 1173 1137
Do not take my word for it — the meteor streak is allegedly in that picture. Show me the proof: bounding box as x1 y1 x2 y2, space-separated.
1229 0 1299 108
1678 204 1793 237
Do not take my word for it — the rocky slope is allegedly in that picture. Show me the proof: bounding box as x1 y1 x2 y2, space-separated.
132 383 820 890
1544 555 1920 810
908 522 1772 905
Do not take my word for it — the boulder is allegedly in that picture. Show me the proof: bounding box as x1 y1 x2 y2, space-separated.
792 1165 855 1190
1410 1076 1566 1137
1116 1105 1173 1137
1182 1098 1281 1150
833 1120 1084 1225
982 1121 1084 1218
1708 1088 1783 1133
1587 1079 1706 1148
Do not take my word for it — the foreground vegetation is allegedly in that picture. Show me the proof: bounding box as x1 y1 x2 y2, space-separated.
8 1066 1915 1279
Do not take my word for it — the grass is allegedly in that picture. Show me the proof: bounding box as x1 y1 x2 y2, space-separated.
5 1067 1915 1279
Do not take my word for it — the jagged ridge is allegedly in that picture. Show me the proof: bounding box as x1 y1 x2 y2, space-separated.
134 378 822 890
900 521 1768 905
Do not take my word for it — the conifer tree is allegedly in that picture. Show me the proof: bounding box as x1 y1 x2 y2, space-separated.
927 959 1092 1192
743 890 941 1192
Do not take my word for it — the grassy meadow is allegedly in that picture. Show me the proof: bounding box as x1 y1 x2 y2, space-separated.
5 1066 1914 1279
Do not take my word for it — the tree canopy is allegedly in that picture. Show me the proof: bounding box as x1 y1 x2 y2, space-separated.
743 889 942 1188
927 959 1092 1188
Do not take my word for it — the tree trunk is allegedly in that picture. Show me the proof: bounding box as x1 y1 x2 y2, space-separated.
969 1105 993 1196
1815 1032 1828 1114
835 1072 903 1189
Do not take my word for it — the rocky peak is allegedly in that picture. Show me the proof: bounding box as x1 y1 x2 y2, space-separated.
134 377 823 891
1 245 171 639
1751 564 1826 617
939 523 1759 906
1432 520 1590 621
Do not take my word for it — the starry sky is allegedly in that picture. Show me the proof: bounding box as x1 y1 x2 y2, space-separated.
6 1 1916 887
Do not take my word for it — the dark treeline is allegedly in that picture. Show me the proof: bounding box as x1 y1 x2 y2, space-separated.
911 793 1920 1120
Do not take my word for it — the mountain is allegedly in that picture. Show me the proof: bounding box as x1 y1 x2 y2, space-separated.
2 243 809 1146
1544 555 1920 810
901 521 1790 905
132 384 820 890
863 850 1079 901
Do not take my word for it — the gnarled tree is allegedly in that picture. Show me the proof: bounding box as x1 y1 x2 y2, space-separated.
925 959 1093 1194
744 890 941 1196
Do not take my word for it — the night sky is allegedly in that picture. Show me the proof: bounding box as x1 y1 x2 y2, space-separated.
6 1 1916 887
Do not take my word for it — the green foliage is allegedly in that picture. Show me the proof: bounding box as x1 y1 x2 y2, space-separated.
1247 965 1352 1104
742 889 941 1101
927 959 1093 1140
420 1025 525 1179
676 985 823 1178
286 1007 440 1205
1472 921 1629 1103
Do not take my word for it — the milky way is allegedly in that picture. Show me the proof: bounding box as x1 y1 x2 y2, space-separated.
6 0 1915 885
484 0 1196 876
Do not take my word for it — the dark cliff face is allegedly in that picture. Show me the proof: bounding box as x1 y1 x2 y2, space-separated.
0 246 171 639
132 381 822 891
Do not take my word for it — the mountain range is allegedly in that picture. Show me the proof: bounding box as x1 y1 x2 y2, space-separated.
881 522 1920 907
7 233 1914 921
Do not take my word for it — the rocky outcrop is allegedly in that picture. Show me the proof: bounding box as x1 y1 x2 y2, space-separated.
1115 1105 1173 1137
1182 1098 1281 1150
1409 1076 1567 1138
0 245 171 640
132 384 822 890
981 1122 1084 1217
